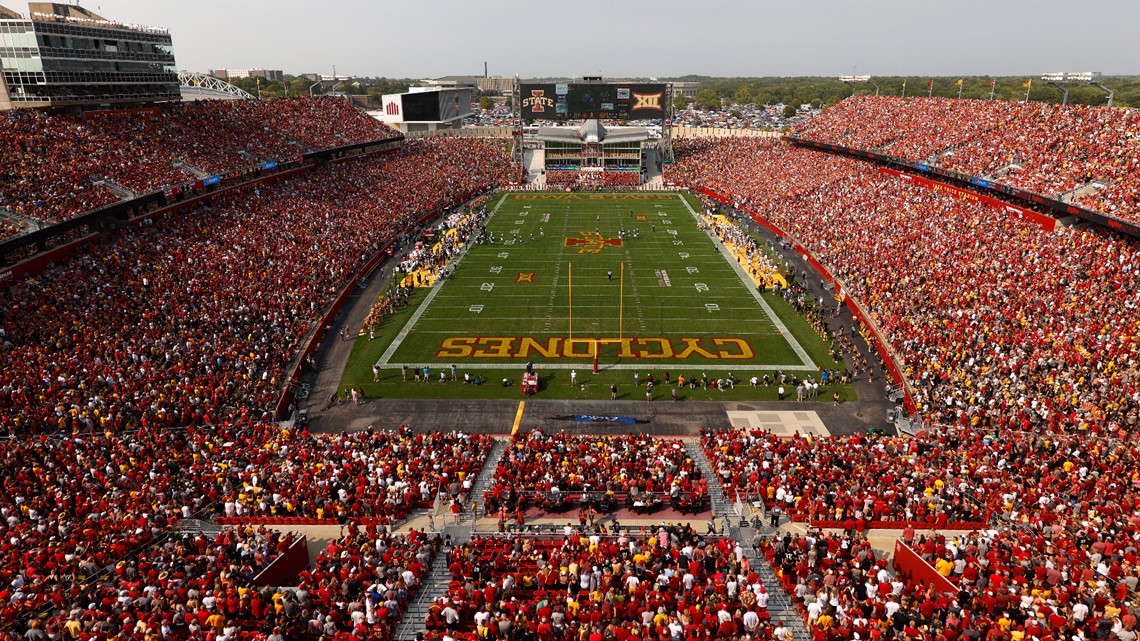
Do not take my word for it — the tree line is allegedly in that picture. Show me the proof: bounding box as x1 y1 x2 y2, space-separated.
669 75 1140 109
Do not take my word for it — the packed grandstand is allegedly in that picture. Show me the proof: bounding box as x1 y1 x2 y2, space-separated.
1 86 1139 641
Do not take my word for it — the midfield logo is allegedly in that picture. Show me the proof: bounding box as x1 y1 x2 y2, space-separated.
516 272 536 283
632 92 664 111
564 232 623 254
522 90 554 113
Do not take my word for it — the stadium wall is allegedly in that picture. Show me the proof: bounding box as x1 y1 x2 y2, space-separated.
252 535 309 587
691 185 917 416
877 168 1058 232
893 540 958 594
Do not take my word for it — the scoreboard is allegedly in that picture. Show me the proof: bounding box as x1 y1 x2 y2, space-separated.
520 82 667 121
379 88 474 123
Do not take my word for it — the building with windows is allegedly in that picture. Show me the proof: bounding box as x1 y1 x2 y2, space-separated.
211 68 284 82
428 75 517 95
0 2 178 110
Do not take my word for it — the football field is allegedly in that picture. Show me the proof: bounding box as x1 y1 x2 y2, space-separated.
377 192 820 371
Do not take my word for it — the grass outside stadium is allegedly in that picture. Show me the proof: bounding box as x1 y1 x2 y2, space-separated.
340 192 855 402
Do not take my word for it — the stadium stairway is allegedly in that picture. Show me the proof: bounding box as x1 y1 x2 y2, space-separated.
173 158 210 179
684 439 729 518
0 207 40 232
685 440 811 641
395 524 470 641
457 437 508 525
173 518 225 537
1060 180 1109 204
730 523 812 641
91 176 137 200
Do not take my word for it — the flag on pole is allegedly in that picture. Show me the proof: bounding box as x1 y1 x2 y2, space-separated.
956 79 963 86
902 80 906 89
927 80 933 87
1023 79 1032 88
988 80 996 87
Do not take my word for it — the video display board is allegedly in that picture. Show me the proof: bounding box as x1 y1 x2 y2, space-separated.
520 83 667 120
402 91 441 122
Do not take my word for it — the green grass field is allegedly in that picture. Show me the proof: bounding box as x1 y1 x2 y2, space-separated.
341 192 853 402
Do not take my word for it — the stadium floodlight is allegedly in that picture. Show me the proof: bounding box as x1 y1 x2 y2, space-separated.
839 75 879 97
1039 71 1113 106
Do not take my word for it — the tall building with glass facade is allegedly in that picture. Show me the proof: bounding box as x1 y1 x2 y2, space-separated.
0 2 177 110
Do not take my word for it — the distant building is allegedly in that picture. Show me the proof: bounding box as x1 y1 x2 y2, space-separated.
211 68 284 83
671 81 699 102
428 75 517 94
0 2 179 110
251 69 283 82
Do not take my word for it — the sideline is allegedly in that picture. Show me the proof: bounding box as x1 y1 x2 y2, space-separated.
676 194 816 371
376 194 510 367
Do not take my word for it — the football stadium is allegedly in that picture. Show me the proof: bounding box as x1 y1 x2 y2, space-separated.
1 3 1139 641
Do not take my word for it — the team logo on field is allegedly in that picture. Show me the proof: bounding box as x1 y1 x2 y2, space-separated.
516 272 536 283
635 215 649 221
564 232 623 254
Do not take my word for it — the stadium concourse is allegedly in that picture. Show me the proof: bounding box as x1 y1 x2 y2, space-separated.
1 92 1139 641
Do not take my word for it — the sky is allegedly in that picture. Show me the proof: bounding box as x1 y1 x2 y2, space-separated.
44 0 1140 79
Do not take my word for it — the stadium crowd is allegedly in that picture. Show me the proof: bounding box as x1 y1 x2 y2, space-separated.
298 526 442 641
792 95 1140 222
6 88 1140 641
0 422 472 637
698 419 1140 639
701 430 986 529
0 136 513 436
426 526 778 641
760 515 1140 641
0 97 399 226
211 429 493 523
668 137 1139 435
483 431 709 515
543 171 642 189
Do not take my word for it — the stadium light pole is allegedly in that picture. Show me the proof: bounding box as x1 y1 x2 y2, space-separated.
1042 72 1068 105
839 75 872 98
1042 72 1112 107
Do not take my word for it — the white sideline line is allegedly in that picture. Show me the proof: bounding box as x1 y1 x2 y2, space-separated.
376 195 511 367
675 194 817 370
